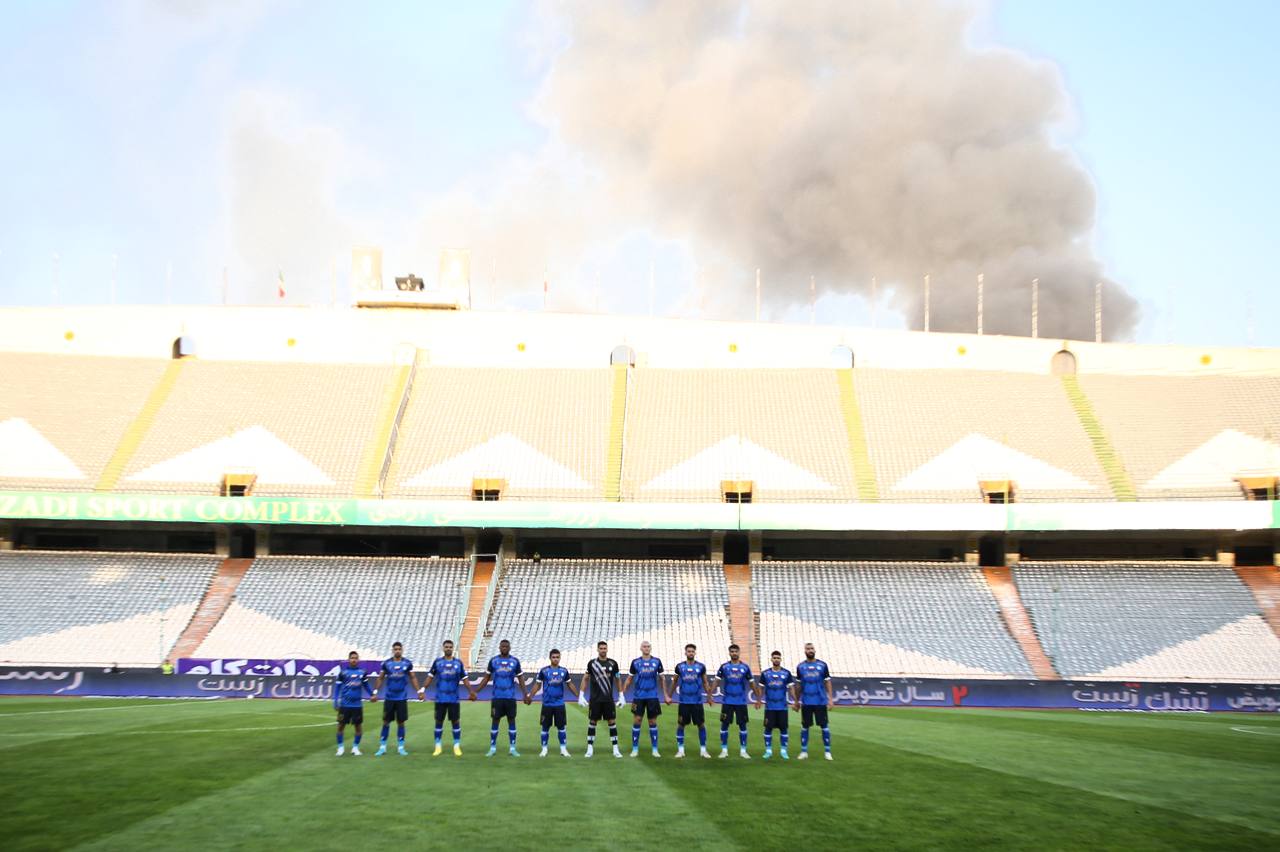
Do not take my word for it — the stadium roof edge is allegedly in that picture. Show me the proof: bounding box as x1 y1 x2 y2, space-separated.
1 305 1278 374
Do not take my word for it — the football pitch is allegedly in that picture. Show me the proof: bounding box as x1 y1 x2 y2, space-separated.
1 698 1276 851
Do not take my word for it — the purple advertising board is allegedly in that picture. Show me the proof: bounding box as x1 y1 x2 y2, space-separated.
1 667 1277 711
178 658 380 677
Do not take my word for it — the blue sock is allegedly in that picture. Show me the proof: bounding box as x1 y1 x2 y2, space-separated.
676 728 685 748
354 734 362 746
541 728 549 748
698 727 707 747
739 728 748 749
632 725 641 748
558 728 566 747
720 726 729 748
452 725 462 743
822 727 831 751
397 725 405 745
781 732 789 750
649 725 658 749
336 732 344 746
434 726 443 745
801 729 810 750
490 726 498 747
764 730 772 750
379 724 390 744
508 725 517 746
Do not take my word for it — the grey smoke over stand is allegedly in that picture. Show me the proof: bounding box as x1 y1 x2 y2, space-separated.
534 0 1138 339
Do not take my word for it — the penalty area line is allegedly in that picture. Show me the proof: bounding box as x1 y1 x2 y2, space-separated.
1230 725 1280 736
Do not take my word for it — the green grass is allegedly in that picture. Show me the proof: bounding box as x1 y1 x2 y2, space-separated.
1 698 1277 850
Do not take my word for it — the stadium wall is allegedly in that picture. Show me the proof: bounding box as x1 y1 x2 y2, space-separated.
1 491 1275 532
2 667 1276 712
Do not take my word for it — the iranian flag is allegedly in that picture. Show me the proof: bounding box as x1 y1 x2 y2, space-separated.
277 269 286 300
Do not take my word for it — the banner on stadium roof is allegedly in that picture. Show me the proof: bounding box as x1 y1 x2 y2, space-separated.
2 667 1278 712
0 491 1274 532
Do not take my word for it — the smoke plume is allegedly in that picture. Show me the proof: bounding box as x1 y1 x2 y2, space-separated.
533 0 1137 338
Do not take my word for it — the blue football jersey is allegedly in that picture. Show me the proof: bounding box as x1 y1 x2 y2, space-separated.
759 667 794 711
430 656 468 703
537 665 571 707
333 666 371 709
795 660 831 706
487 654 523 700
380 657 413 701
717 661 754 705
629 656 664 700
674 661 707 704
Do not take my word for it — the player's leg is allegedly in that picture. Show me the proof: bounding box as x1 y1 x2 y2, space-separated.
449 703 463 756
799 706 812 758
506 703 519 755
630 709 642 755
432 703 446 755
379 702 391 752
336 718 346 755
488 703 501 755
648 701 661 755
675 713 685 755
540 707 551 756
763 713 774 758
586 706 598 755
396 701 408 754
607 705 620 755
819 706 832 759
556 707 569 755
352 710 364 755
779 712 790 759
736 706 749 757
718 708 731 756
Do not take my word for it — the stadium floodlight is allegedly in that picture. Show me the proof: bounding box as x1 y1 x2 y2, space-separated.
438 248 471 307
351 246 384 292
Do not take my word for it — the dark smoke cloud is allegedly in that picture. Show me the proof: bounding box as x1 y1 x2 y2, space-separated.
535 0 1138 339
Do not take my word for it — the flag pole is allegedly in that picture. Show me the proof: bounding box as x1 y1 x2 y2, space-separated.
809 275 815 325
1031 277 1039 338
923 273 930 332
1094 280 1102 343
977 272 984 335
871 275 878 328
755 267 761 322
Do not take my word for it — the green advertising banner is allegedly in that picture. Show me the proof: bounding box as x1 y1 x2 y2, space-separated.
0 491 1275 532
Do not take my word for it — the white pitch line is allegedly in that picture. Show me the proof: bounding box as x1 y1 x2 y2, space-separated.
0 701 215 719
0 721 333 736
1230 725 1280 736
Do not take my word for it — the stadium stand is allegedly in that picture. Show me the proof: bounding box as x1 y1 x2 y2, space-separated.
0 353 168 491
119 360 395 497
621 370 857 502
193 556 470 662
1077 375 1280 500
477 559 732 670
386 368 612 500
1012 561 1280 681
853 369 1112 502
753 561 1034 677
0 551 220 666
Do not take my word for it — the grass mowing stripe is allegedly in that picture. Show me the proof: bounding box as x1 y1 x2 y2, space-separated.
845 710 1279 835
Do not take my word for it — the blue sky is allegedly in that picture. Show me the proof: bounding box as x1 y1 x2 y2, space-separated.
0 1 1276 347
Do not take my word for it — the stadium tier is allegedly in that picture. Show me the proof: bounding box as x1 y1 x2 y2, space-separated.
193 556 470 662
1078 374 1280 500
0 353 169 491
621 370 858 502
119 360 396 497
386 368 612 500
477 559 733 670
854 369 1112 501
0 551 220 666
1012 561 1280 682
753 561 1033 678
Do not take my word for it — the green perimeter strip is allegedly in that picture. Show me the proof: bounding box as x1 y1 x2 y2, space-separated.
836 369 880 501
1060 374 1137 501
0 491 1275 531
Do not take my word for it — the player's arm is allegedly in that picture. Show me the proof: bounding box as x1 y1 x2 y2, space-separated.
789 680 799 711
521 673 533 704
703 673 714 706
529 673 544 700
825 673 834 706
753 674 764 708
362 671 375 701
566 675 580 698
332 677 342 716
420 667 435 700
372 666 385 701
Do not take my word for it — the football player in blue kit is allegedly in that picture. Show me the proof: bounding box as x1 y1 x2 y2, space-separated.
795 642 835 760
372 641 420 756
757 650 795 760
620 640 665 758
472 639 529 757
665 643 713 759
421 639 473 756
530 648 581 757
716 644 759 759
333 651 373 756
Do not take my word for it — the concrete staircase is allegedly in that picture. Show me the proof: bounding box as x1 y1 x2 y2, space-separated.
458 556 498 668
723 563 760 672
1061 375 1136 501
167 558 253 660
1233 565 1280 638
96 360 185 491
836 370 880 501
981 566 1060 680
604 365 628 501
